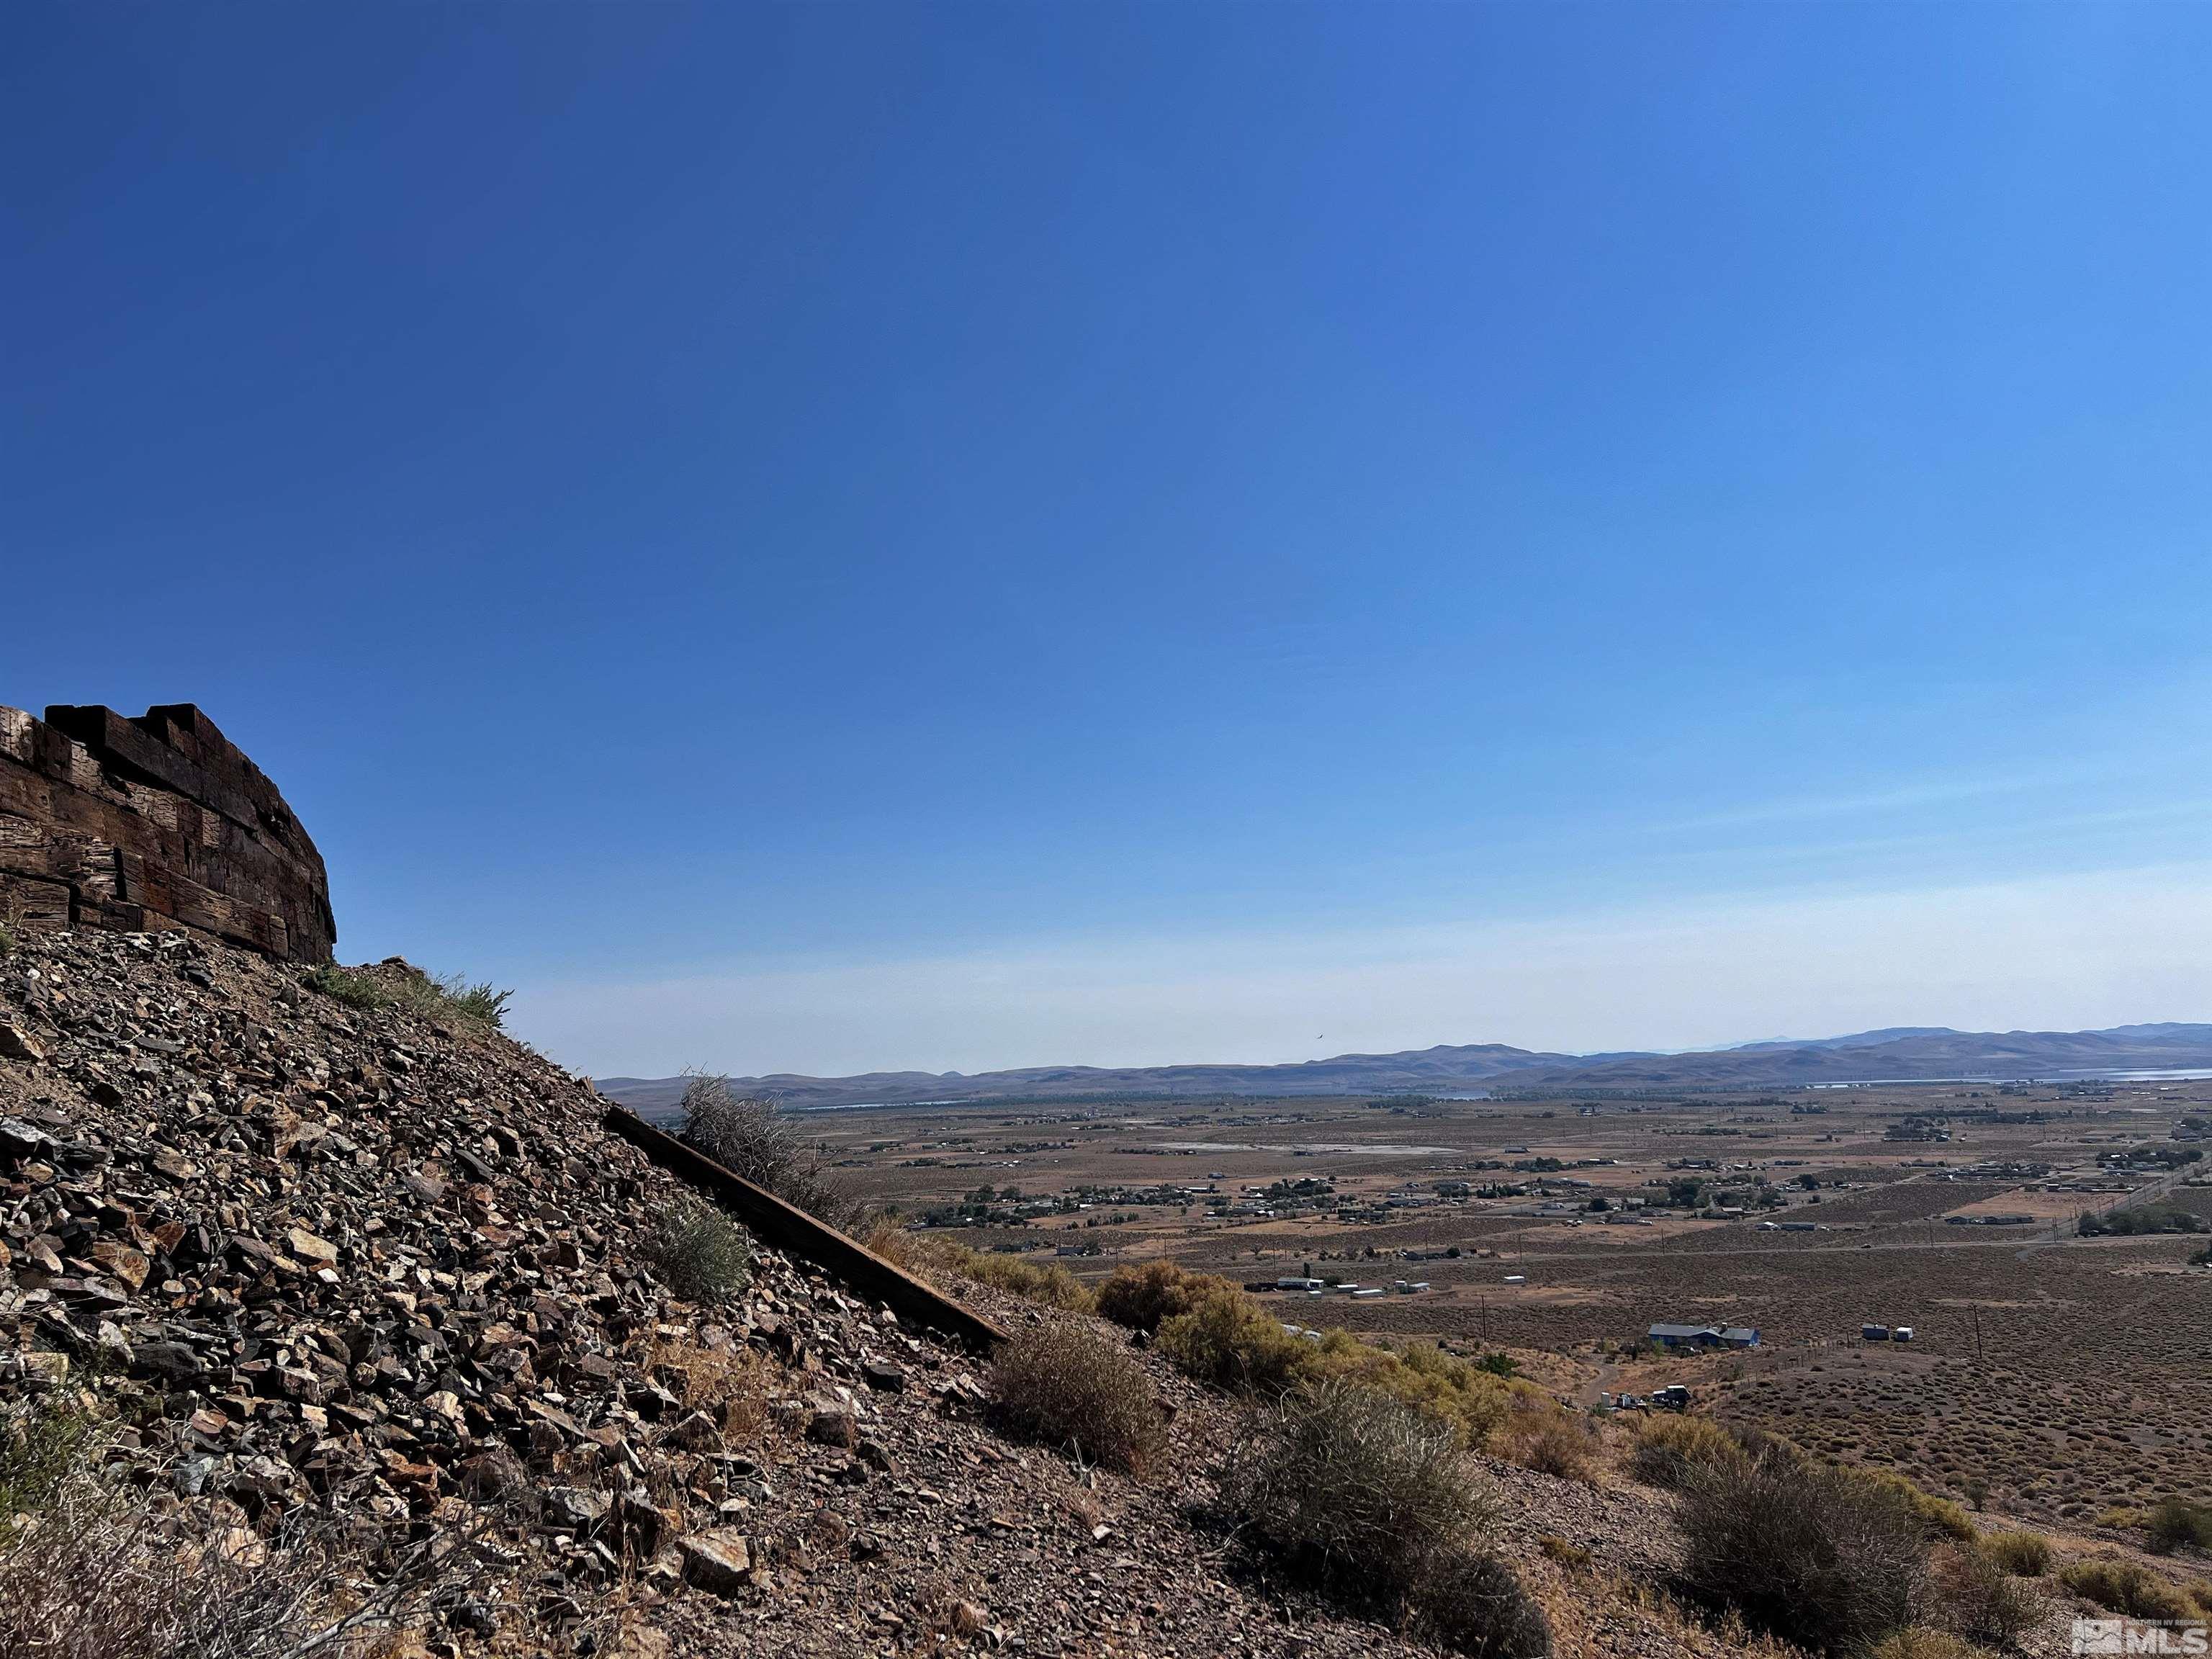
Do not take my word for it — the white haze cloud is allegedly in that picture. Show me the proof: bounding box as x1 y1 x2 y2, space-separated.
510 863 2212 1081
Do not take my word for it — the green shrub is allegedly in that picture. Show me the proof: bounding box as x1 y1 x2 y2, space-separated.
1094 1259 1231 1334
1676 1442 1927 1653
1982 1530 2053 1576
2144 1497 2212 1555
306 961 511 1030
1629 1413 1745 1490
989 1321 1166 1477
646 1200 752 1305
2062 1557 2198 1621
1156 1288 1310 1394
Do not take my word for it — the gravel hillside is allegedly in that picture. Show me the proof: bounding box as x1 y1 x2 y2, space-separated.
0 926 1781 1659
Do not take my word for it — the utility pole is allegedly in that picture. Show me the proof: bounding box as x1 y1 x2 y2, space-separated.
1972 1306 1984 1370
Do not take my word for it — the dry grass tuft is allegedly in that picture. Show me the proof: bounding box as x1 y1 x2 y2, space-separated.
863 1222 1094 1312
1865 1631 1975 1659
0 1467 462 1659
645 1336 773 1444
305 962 510 1030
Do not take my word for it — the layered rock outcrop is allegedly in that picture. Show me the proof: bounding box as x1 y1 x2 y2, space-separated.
0 702 333 963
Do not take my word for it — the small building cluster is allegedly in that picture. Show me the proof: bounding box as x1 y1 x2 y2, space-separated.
1645 1321 1760 1350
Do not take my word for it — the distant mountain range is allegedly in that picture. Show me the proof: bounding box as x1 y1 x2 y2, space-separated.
593 1021 2212 1115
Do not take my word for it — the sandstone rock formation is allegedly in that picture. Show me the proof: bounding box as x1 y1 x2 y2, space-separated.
0 702 333 963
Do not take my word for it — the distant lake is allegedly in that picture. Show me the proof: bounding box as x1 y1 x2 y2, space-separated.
1809 1067 2212 1087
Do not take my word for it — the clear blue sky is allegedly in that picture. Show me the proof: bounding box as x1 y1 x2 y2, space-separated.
7 5 2211 1077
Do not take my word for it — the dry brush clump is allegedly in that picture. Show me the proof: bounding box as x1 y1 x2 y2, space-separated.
1491 1398 1595 1482
644 1334 774 1444
988 1320 1168 1477
2144 1496 2212 1555
1981 1529 2054 1576
1628 1413 1745 1489
0 1461 467 1659
1865 1632 1976 1659
1218 1380 1548 1658
1922 1540 2044 1647
1676 1439 1928 1654
2060 1557 2201 1621
677 1073 855 1227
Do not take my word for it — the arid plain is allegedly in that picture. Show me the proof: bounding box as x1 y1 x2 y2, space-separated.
819 1079 2212 1523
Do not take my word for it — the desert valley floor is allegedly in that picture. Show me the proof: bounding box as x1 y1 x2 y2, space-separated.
794 1079 2212 1521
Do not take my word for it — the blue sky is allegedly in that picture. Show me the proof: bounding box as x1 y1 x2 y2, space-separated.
6 5 2211 1077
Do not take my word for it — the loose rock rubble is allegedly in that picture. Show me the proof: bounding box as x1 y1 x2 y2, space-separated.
0 927 1779 1659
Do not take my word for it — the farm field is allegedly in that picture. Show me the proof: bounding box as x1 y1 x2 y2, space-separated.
809 1077 2212 1522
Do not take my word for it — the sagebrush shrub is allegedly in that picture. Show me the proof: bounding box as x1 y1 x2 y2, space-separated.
1220 1382 1543 1656
1676 1442 1926 1653
647 1199 752 1305
1220 1379 1488 1593
1408 1545 1552 1659
989 1321 1166 1476
1493 1399 1592 1481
